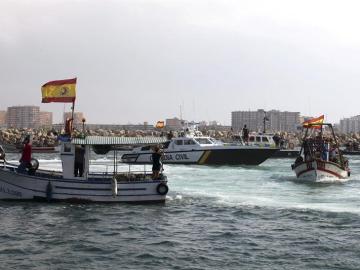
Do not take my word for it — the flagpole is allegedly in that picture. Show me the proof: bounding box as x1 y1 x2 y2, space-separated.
71 100 75 121
70 100 75 134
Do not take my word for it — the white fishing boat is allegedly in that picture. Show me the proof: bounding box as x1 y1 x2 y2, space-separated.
121 131 279 166
0 136 169 203
291 121 350 181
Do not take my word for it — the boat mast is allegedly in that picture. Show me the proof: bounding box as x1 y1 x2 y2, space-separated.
71 100 75 123
329 124 344 167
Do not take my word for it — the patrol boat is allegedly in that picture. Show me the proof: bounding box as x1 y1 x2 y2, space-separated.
0 136 169 203
121 133 278 166
244 133 300 158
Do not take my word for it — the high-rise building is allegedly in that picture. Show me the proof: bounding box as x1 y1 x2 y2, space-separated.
0 111 6 125
39 111 53 127
6 106 40 128
339 115 360 134
63 112 85 125
232 109 300 132
165 117 184 130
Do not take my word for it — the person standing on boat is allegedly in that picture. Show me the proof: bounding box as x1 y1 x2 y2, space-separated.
74 145 85 177
167 130 174 140
18 135 32 173
242 125 249 144
152 145 163 180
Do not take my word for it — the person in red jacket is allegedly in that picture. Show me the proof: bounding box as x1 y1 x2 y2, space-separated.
18 136 32 173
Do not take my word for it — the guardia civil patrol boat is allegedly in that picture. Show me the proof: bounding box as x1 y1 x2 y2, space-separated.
121 131 278 166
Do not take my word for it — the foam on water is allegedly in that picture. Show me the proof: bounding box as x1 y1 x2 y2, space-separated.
5 152 360 214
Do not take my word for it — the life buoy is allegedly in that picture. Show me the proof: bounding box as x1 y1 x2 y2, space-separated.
30 158 39 171
288 143 295 149
156 183 168 195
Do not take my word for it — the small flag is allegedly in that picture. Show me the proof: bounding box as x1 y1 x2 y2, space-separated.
303 115 324 129
41 78 77 103
155 121 165 128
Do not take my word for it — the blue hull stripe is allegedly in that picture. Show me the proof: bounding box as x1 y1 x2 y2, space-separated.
1 167 163 184
0 178 159 197
54 186 146 191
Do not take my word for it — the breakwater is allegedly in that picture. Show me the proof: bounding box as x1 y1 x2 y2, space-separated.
0 127 359 148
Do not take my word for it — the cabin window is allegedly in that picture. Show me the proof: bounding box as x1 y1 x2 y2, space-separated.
249 136 255 142
262 137 269 142
256 137 261 142
163 141 170 149
195 138 212 144
184 139 196 145
141 146 151 151
175 140 183 145
64 144 71 152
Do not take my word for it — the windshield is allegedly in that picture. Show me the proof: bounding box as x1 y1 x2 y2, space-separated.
195 138 213 145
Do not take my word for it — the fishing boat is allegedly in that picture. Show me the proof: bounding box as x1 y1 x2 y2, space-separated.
0 136 169 202
291 120 350 181
0 78 169 203
121 131 279 166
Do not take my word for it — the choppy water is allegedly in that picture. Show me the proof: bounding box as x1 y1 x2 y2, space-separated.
1 153 360 269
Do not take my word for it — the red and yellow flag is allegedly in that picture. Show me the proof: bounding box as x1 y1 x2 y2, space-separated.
41 78 77 103
155 121 165 128
303 115 324 129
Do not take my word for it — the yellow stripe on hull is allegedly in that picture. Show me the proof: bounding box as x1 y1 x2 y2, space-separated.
198 150 211 164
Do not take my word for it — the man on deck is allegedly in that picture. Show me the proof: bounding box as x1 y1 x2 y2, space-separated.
18 135 32 173
242 125 249 145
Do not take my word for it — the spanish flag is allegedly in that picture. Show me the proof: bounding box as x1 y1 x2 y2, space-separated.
41 78 77 103
303 115 324 129
156 121 165 128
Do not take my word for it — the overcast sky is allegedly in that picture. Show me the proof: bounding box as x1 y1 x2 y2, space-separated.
1 0 360 125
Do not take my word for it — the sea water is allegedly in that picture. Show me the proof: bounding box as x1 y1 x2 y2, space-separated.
1 153 360 269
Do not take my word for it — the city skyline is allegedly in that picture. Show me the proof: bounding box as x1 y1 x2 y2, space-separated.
1 1 360 125
0 102 359 126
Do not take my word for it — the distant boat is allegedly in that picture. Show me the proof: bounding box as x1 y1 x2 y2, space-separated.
0 140 58 153
17 145 58 153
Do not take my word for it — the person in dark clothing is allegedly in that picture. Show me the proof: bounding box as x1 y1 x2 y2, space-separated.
152 145 163 180
167 130 174 140
273 133 281 147
0 145 5 161
74 145 85 177
18 136 32 173
242 125 249 144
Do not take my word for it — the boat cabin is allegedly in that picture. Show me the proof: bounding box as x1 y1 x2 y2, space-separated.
60 136 168 179
60 141 90 179
248 134 275 147
135 136 222 153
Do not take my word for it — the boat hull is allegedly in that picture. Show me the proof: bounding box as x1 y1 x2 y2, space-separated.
0 166 167 203
292 160 349 181
122 148 279 165
272 149 300 158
